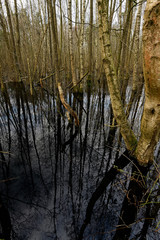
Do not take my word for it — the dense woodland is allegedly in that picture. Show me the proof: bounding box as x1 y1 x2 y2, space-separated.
0 0 160 240
0 0 144 89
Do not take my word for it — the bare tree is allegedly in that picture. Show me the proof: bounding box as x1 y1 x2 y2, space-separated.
14 0 23 72
88 0 93 75
79 0 86 83
68 0 77 87
98 0 160 166
47 0 79 126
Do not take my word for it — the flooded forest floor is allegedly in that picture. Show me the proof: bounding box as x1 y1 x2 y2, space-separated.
0 82 160 240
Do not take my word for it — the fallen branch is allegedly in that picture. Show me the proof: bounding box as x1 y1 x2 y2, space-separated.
70 71 89 90
58 83 79 126
37 68 64 84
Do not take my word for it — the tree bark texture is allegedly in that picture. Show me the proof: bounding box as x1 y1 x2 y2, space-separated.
136 0 160 165
14 0 23 73
98 0 137 153
127 1 143 115
68 0 77 87
88 0 93 74
80 0 86 80
98 0 160 166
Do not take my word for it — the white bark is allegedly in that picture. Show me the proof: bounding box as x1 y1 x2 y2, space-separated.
68 0 77 87
80 0 86 81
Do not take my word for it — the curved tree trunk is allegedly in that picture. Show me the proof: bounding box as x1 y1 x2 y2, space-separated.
98 0 137 153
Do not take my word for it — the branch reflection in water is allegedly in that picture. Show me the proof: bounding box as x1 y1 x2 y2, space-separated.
0 82 159 240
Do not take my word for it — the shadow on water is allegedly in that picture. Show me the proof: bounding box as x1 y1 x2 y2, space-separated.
0 82 159 240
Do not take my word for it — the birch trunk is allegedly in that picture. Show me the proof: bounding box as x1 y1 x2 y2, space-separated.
80 0 86 81
109 0 116 30
5 0 21 78
127 1 143 114
136 0 160 165
116 0 122 76
68 0 77 87
47 0 79 126
0 1 12 59
98 0 160 166
59 0 63 60
120 0 133 99
88 0 93 74
14 0 23 73
98 0 137 153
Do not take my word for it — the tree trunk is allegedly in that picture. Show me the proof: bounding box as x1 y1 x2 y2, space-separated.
136 0 160 165
68 0 77 87
80 0 86 83
0 3 13 62
88 0 93 74
4 0 21 78
14 0 23 73
98 0 160 166
127 1 143 115
98 0 137 153
47 0 79 126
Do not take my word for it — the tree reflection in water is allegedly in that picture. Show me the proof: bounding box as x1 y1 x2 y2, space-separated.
0 83 159 240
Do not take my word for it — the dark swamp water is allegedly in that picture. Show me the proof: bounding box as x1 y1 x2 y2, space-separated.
0 82 160 240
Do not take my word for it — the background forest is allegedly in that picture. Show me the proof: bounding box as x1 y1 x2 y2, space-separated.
0 0 160 240
0 0 144 92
